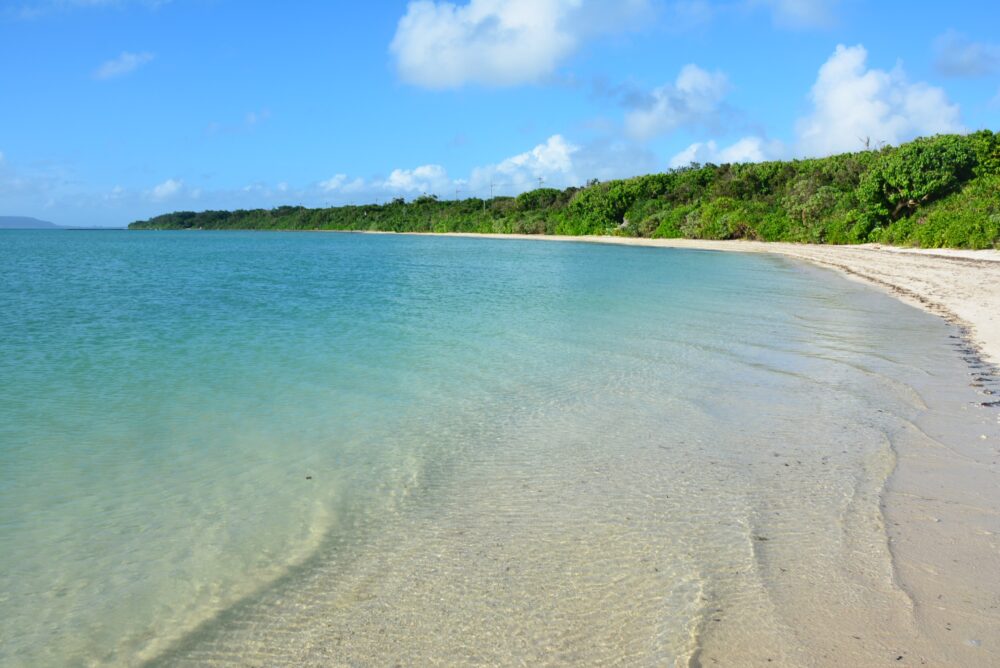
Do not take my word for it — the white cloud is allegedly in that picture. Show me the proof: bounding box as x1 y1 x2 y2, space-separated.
93 51 154 80
0 133 652 226
313 135 648 200
390 0 649 88
796 44 963 156
716 136 783 163
623 65 730 141
751 0 838 28
319 174 366 193
311 135 587 202
469 134 579 193
669 143 705 168
150 178 182 200
669 136 784 168
934 30 1000 77
495 134 576 178
317 135 636 201
382 164 452 193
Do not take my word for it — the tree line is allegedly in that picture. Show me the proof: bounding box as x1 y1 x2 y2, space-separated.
129 131 1000 249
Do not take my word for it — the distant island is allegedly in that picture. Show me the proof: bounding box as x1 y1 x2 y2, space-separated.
129 131 1000 249
0 216 61 229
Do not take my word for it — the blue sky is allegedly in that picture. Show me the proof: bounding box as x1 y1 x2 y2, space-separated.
1 0 998 227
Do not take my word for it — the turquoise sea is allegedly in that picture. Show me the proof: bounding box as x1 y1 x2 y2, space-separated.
0 231 983 665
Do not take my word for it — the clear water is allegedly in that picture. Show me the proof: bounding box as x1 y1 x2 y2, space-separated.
0 231 979 665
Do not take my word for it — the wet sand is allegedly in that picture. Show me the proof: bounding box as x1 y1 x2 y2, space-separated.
153 233 1000 666
402 233 1000 666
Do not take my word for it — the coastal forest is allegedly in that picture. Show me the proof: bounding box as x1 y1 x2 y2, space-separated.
130 131 1000 249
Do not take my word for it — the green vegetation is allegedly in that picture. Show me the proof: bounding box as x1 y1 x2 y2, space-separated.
129 132 1000 249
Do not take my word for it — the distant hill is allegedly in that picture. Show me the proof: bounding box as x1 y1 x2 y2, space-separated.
0 216 61 229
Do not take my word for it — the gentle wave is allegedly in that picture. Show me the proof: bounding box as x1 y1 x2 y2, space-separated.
0 231 982 666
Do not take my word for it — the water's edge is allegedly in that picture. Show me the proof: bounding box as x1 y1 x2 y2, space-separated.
4 232 997 666
149 249 1000 666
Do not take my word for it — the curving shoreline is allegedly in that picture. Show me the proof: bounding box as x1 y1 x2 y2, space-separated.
155 230 999 665
353 231 1000 665
378 233 1000 367
7 230 994 665
437 233 1000 665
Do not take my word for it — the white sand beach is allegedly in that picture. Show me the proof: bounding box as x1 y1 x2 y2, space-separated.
379 232 1000 666
73 230 997 667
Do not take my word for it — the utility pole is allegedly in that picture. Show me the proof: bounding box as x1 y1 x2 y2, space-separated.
483 180 495 215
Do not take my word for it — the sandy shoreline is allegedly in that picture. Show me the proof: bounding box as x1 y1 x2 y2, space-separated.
121 228 1000 668
382 233 1000 368
369 231 1000 665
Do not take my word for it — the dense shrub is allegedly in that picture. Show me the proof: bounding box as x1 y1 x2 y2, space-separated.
130 132 999 249
856 135 979 239
880 174 1000 249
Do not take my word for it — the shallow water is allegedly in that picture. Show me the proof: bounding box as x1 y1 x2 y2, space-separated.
0 231 993 666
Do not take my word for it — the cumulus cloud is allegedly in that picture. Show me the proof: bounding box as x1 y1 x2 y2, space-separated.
150 178 182 200
310 135 589 202
319 174 366 193
623 65 730 141
316 167 450 199
390 0 650 88
316 135 648 201
93 51 154 80
669 136 784 168
934 30 1000 77
469 134 580 192
796 44 963 156
751 0 838 28
381 164 453 193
